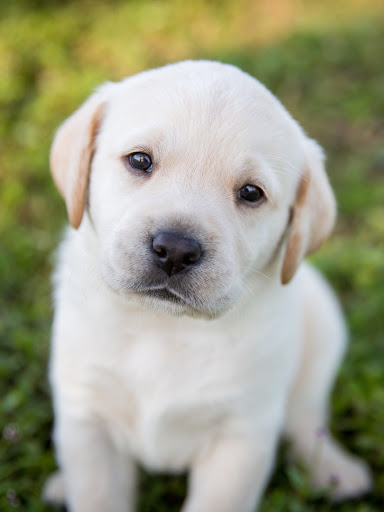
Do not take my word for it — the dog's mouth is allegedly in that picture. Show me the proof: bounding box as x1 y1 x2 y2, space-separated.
118 277 237 319
137 286 189 306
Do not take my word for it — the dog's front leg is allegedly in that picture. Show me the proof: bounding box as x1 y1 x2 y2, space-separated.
55 414 136 512
182 434 277 512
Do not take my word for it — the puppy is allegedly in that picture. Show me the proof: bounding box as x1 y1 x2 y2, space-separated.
43 61 371 512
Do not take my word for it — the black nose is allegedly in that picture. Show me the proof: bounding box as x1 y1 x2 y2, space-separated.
152 232 202 276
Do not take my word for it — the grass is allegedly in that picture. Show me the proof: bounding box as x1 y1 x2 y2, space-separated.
0 1 383 510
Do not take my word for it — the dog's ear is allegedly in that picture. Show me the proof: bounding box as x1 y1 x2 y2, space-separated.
50 88 109 229
281 139 336 285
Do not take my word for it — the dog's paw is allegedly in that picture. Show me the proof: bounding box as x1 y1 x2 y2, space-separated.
310 440 372 501
42 471 66 507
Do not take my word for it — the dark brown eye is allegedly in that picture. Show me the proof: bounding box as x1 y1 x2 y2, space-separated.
237 185 264 203
127 152 152 172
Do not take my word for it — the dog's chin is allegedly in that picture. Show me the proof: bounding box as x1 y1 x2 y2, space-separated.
133 289 229 320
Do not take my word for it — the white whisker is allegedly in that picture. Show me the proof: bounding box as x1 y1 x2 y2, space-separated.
270 167 309 183
242 266 272 280
264 154 297 171
263 154 308 182
242 279 255 297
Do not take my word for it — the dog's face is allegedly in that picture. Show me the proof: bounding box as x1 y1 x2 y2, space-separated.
51 61 336 318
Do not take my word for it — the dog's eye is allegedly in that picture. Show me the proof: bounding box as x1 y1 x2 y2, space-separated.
127 152 153 172
237 185 264 204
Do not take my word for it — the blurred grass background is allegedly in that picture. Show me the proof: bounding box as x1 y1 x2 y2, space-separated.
0 0 383 510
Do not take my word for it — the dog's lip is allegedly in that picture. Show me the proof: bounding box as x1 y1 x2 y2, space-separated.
137 286 188 305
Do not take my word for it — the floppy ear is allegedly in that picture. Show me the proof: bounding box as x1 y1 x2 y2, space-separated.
50 89 108 229
281 139 336 285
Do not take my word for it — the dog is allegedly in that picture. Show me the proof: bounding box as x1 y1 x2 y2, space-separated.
43 61 371 512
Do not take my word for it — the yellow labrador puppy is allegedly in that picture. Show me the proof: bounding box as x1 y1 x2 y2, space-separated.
44 61 371 512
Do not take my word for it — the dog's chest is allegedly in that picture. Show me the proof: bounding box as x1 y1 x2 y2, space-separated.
88 331 262 471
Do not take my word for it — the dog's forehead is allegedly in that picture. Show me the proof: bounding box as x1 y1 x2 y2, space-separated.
101 61 305 172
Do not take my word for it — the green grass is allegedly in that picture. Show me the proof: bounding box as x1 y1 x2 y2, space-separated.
1 1 383 511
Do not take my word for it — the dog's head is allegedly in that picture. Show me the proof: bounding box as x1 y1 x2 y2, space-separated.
51 61 335 318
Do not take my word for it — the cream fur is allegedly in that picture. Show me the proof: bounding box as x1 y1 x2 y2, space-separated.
44 61 371 512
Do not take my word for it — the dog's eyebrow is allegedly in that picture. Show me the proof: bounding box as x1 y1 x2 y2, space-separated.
108 128 166 157
234 155 275 182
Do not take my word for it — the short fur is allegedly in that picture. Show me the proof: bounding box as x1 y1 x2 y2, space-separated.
44 61 371 512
